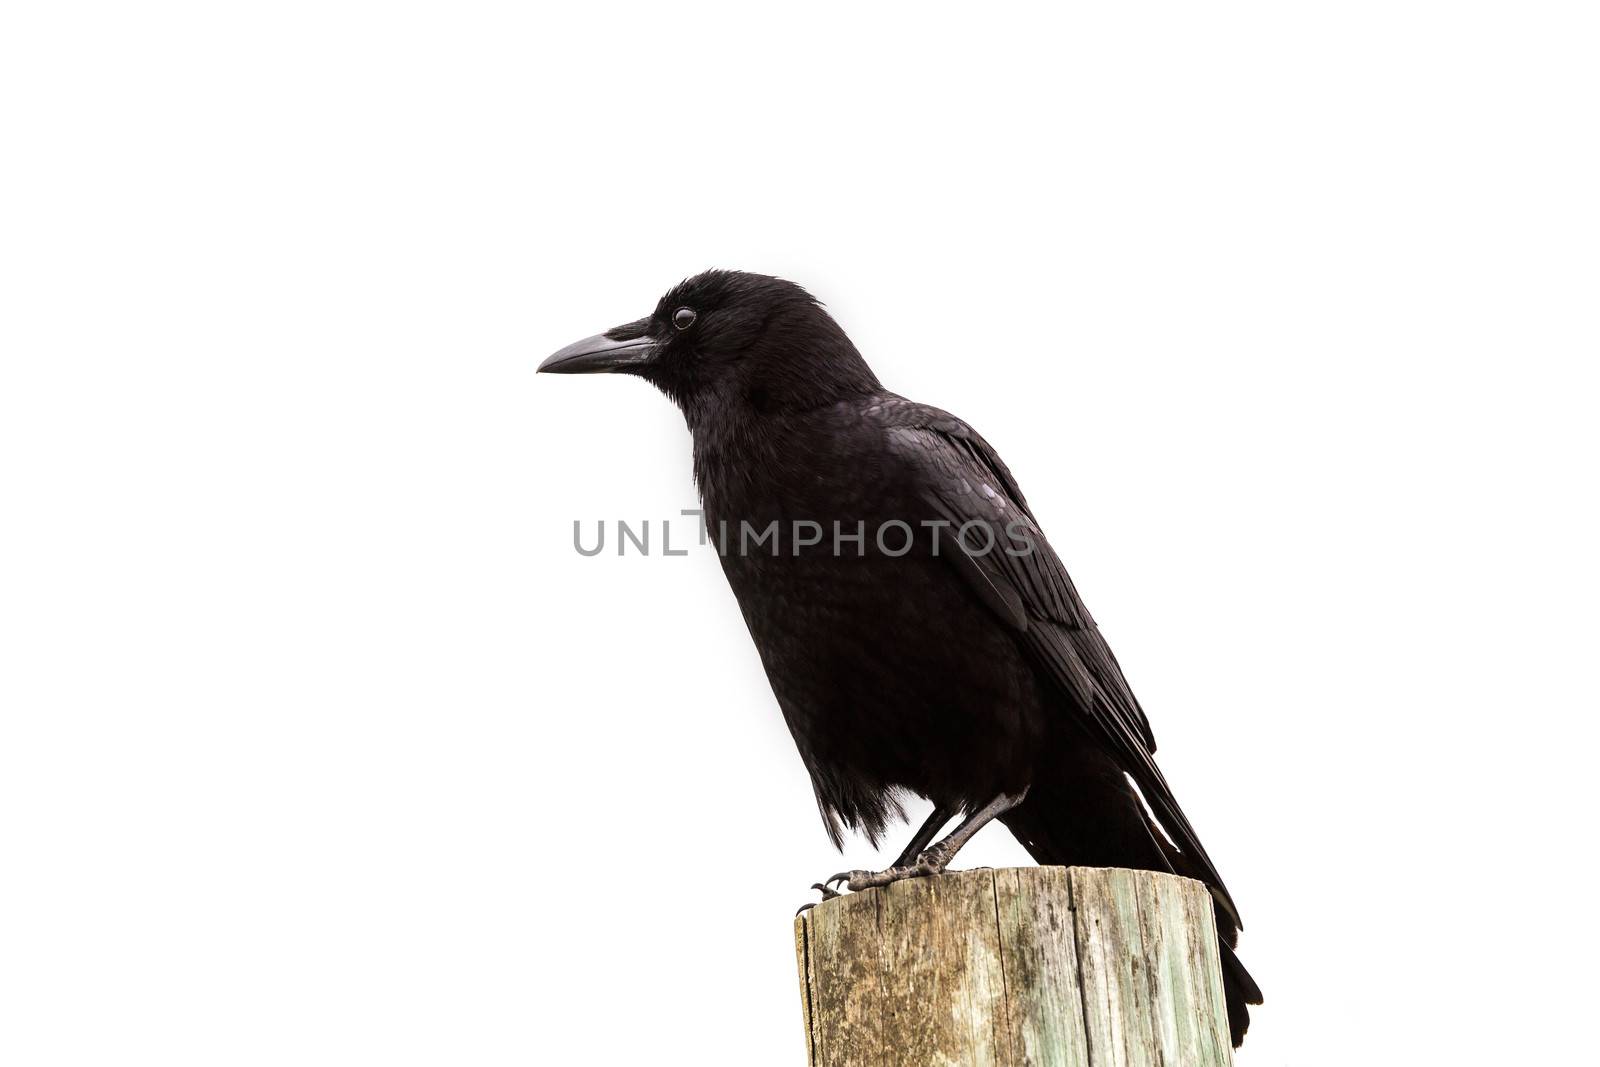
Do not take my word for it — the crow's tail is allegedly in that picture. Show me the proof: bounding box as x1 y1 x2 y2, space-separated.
1000 744 1262 1047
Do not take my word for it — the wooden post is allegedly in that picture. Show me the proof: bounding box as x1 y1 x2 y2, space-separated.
793 867 1232 1067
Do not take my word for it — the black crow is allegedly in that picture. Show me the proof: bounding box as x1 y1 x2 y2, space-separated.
540 270 1261 1044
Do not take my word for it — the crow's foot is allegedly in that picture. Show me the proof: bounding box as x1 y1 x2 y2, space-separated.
820 844 953 895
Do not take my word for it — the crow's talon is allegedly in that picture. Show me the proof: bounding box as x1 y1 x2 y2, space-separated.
796 879 846 915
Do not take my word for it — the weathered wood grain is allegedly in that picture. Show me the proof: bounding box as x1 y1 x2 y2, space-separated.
794 867 1230 1067
993 866 1088 1067
1071 866 1156 1067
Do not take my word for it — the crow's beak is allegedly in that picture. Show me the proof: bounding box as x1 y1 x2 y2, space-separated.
539 324 660 375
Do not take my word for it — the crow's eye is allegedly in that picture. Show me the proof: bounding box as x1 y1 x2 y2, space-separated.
672 307 697 331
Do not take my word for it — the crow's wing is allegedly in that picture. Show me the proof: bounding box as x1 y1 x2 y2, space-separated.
871 395 1240 927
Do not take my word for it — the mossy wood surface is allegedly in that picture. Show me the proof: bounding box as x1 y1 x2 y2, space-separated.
793 867 1231 1067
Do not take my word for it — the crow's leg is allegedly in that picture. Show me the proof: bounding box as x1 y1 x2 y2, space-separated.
892 804 959 867
823 788 1029 894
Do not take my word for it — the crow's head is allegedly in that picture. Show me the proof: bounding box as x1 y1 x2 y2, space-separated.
540 270 879 422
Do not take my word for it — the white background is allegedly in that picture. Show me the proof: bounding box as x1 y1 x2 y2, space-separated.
3 2 1596 1064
